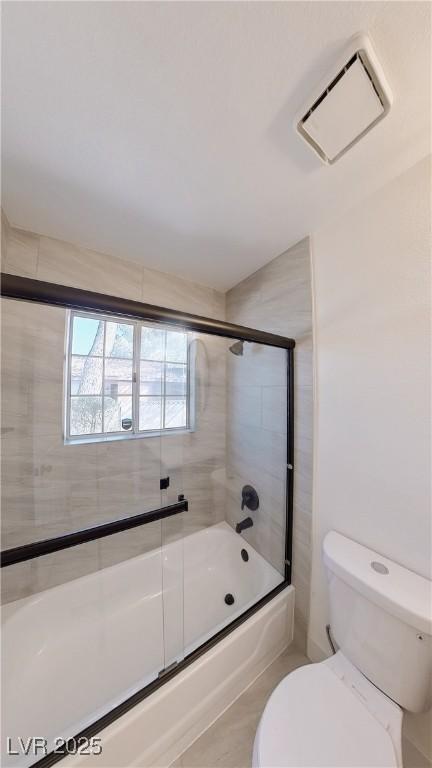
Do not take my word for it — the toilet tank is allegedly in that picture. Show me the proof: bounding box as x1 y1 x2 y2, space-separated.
323 531 432 713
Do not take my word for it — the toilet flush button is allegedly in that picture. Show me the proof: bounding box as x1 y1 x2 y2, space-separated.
371 561 389 575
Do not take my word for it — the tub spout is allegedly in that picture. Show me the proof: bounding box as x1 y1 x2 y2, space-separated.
236 517 253 534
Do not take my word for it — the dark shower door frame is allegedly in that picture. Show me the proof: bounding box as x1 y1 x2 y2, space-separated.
0 272 295 768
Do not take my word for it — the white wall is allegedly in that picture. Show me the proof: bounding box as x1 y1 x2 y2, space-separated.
309 155 431 757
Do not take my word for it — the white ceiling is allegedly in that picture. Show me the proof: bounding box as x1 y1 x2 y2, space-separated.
2 1 430 291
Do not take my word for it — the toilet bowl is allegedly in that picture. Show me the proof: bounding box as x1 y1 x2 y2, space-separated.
253 651 402 767
254 531 432 768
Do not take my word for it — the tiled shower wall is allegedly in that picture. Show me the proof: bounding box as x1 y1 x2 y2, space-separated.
1 212 227 601
226 238 313 651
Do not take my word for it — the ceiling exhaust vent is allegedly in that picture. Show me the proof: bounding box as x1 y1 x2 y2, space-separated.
295 34 392 164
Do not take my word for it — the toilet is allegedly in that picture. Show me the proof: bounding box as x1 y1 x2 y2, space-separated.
253 531 432 768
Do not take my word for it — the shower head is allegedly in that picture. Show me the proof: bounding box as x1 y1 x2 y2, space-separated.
229 340 244 356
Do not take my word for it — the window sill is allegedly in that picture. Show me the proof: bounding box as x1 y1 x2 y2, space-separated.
64 427 195 446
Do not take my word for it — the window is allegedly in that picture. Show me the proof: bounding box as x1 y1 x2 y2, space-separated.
65 311 191 442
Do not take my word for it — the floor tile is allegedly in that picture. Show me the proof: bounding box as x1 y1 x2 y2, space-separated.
179 646 308 768
403 739 432 768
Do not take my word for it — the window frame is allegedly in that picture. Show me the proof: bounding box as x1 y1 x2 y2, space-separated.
64 310 194 444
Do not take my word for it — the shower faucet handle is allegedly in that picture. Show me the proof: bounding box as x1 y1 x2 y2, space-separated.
241 485 259 511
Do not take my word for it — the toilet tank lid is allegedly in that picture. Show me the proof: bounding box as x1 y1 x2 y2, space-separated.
323 531 432 635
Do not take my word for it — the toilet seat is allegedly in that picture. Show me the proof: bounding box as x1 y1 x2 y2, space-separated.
253 652 403 768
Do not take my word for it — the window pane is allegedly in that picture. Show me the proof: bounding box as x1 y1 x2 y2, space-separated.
139 397 162 431
166 330 187 362
104 396 133 433
104 358 133 396
165 363 187 396
71 355 103 395
164 398 187 429
105 321 134 358
140 361 163 396
72 316 104 356
70 396 103 435
140 327 165 361
67 316 191 440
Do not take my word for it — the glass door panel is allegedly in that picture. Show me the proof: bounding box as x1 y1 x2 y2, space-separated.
226 340 288 579
159 330 288 660
160 329 229 658
1 296 166 766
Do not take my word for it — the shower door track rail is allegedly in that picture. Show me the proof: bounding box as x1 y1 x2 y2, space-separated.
0 500 188 567
0 273 295 349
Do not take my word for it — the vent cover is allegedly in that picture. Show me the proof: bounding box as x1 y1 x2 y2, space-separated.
295 34 392 164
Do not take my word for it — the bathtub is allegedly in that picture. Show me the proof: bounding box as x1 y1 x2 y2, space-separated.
2 522 291 768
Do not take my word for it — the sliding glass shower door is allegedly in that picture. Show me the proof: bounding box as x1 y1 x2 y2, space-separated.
1 277 294 768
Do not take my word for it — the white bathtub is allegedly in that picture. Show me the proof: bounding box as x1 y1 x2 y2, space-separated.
2 522 286 768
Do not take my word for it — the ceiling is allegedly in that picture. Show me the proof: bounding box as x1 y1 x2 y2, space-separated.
2 2 430 291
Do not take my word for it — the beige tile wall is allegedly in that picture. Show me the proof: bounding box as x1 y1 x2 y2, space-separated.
226 238 313 651
1 214 226 601
1 213 225 315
